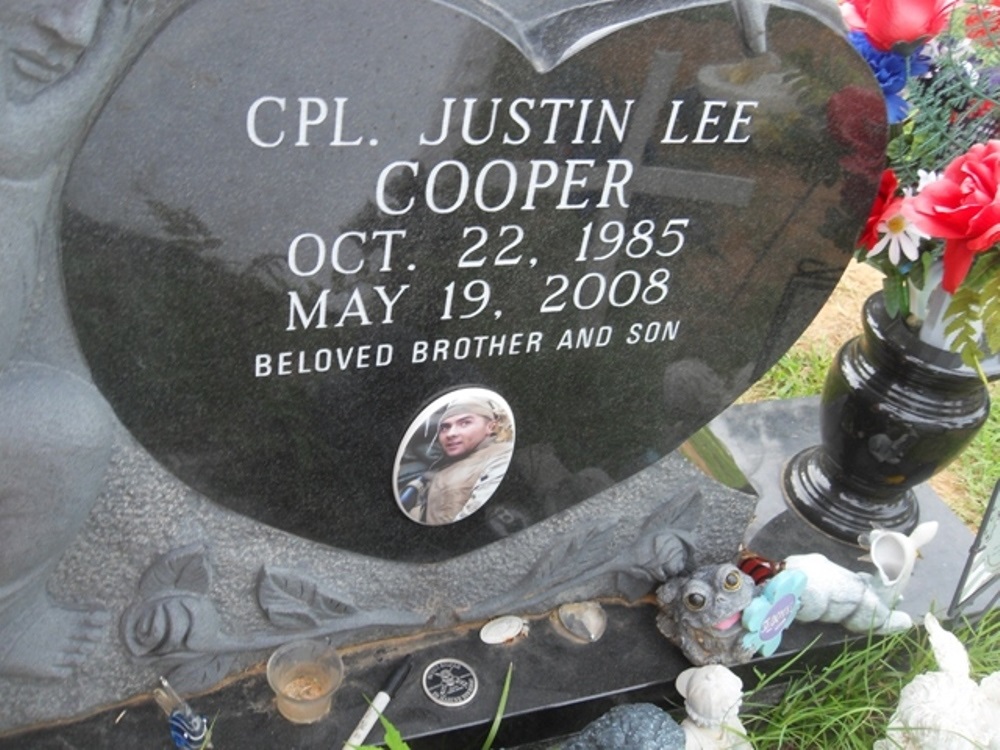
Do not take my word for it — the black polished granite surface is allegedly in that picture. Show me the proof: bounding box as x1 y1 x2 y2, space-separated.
0 397 976 750
61 0 884 559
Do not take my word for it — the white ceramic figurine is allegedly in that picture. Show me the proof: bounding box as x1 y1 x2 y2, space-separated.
784 522 937 634
875 613 1000 750
677 664 753 750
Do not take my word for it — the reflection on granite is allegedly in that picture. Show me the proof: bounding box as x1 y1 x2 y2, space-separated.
62 0 883 557
711 398 974 619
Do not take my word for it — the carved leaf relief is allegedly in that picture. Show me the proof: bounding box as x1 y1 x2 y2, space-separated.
257 565 359 629
137 543 213 598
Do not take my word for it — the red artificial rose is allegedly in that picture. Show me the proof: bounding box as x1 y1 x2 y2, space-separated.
860 169 901 251
841 0 870 31
828 86 888 181
906 140 1000 291
829 86 889 219
852 0 956 50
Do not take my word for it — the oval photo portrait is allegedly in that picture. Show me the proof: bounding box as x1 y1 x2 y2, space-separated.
394 388 515 525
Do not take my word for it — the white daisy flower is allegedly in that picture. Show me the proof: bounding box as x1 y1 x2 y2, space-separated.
869 211 928 265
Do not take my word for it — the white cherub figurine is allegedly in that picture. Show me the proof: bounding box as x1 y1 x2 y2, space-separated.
677 664 753 750
875 613 1000 750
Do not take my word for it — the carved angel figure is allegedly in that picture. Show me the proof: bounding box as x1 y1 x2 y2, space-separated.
0 0 154 679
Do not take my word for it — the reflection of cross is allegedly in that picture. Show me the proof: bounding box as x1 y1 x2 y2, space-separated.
502 50 755 213
439 48 759 324
555 49 756 324
585 49 755 209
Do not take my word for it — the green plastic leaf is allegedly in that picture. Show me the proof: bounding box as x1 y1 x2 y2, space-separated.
983 280 1000 355
944 286 990 379
882 275 908 318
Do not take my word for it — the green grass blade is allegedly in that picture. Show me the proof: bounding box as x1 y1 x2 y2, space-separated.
481 663 514 750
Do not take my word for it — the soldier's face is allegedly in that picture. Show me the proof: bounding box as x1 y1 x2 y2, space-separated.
0 0 103 102
437 413 494 458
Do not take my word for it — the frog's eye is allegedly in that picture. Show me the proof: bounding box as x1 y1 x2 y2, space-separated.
723 571 743 592
684 592 706 611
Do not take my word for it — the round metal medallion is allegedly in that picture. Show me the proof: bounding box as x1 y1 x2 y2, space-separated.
480 615 528 644
422 658 478 707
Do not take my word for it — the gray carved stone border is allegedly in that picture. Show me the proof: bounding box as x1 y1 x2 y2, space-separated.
117 470 720 694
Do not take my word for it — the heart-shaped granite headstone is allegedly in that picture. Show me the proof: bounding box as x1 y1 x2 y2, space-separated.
62 0 884 561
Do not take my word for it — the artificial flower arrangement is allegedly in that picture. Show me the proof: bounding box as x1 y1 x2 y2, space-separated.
845 0 1000 374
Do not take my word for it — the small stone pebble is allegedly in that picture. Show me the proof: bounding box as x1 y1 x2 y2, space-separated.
559 703 685 750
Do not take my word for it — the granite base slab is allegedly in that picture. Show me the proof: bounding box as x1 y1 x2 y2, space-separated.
0 397 977 750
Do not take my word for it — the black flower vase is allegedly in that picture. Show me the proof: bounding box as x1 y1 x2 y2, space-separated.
784 292 997 544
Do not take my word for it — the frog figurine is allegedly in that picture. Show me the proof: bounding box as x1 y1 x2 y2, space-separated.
655 564 760 666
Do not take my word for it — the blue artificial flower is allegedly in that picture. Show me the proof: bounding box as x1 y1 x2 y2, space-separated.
849 31 931 124
741 568 808 657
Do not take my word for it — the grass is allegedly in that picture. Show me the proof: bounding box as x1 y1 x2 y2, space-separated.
739 345 836 403
740 344 1000 529
726 328 1000 747
743 609 1000 748
956 392 1000 520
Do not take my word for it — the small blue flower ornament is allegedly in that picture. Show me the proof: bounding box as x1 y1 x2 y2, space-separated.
848 31 931 123
741 568 807 657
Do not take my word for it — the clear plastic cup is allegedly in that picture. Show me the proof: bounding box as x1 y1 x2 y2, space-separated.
266 639 344 723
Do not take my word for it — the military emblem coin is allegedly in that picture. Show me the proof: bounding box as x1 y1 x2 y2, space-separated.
422 658 478 707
